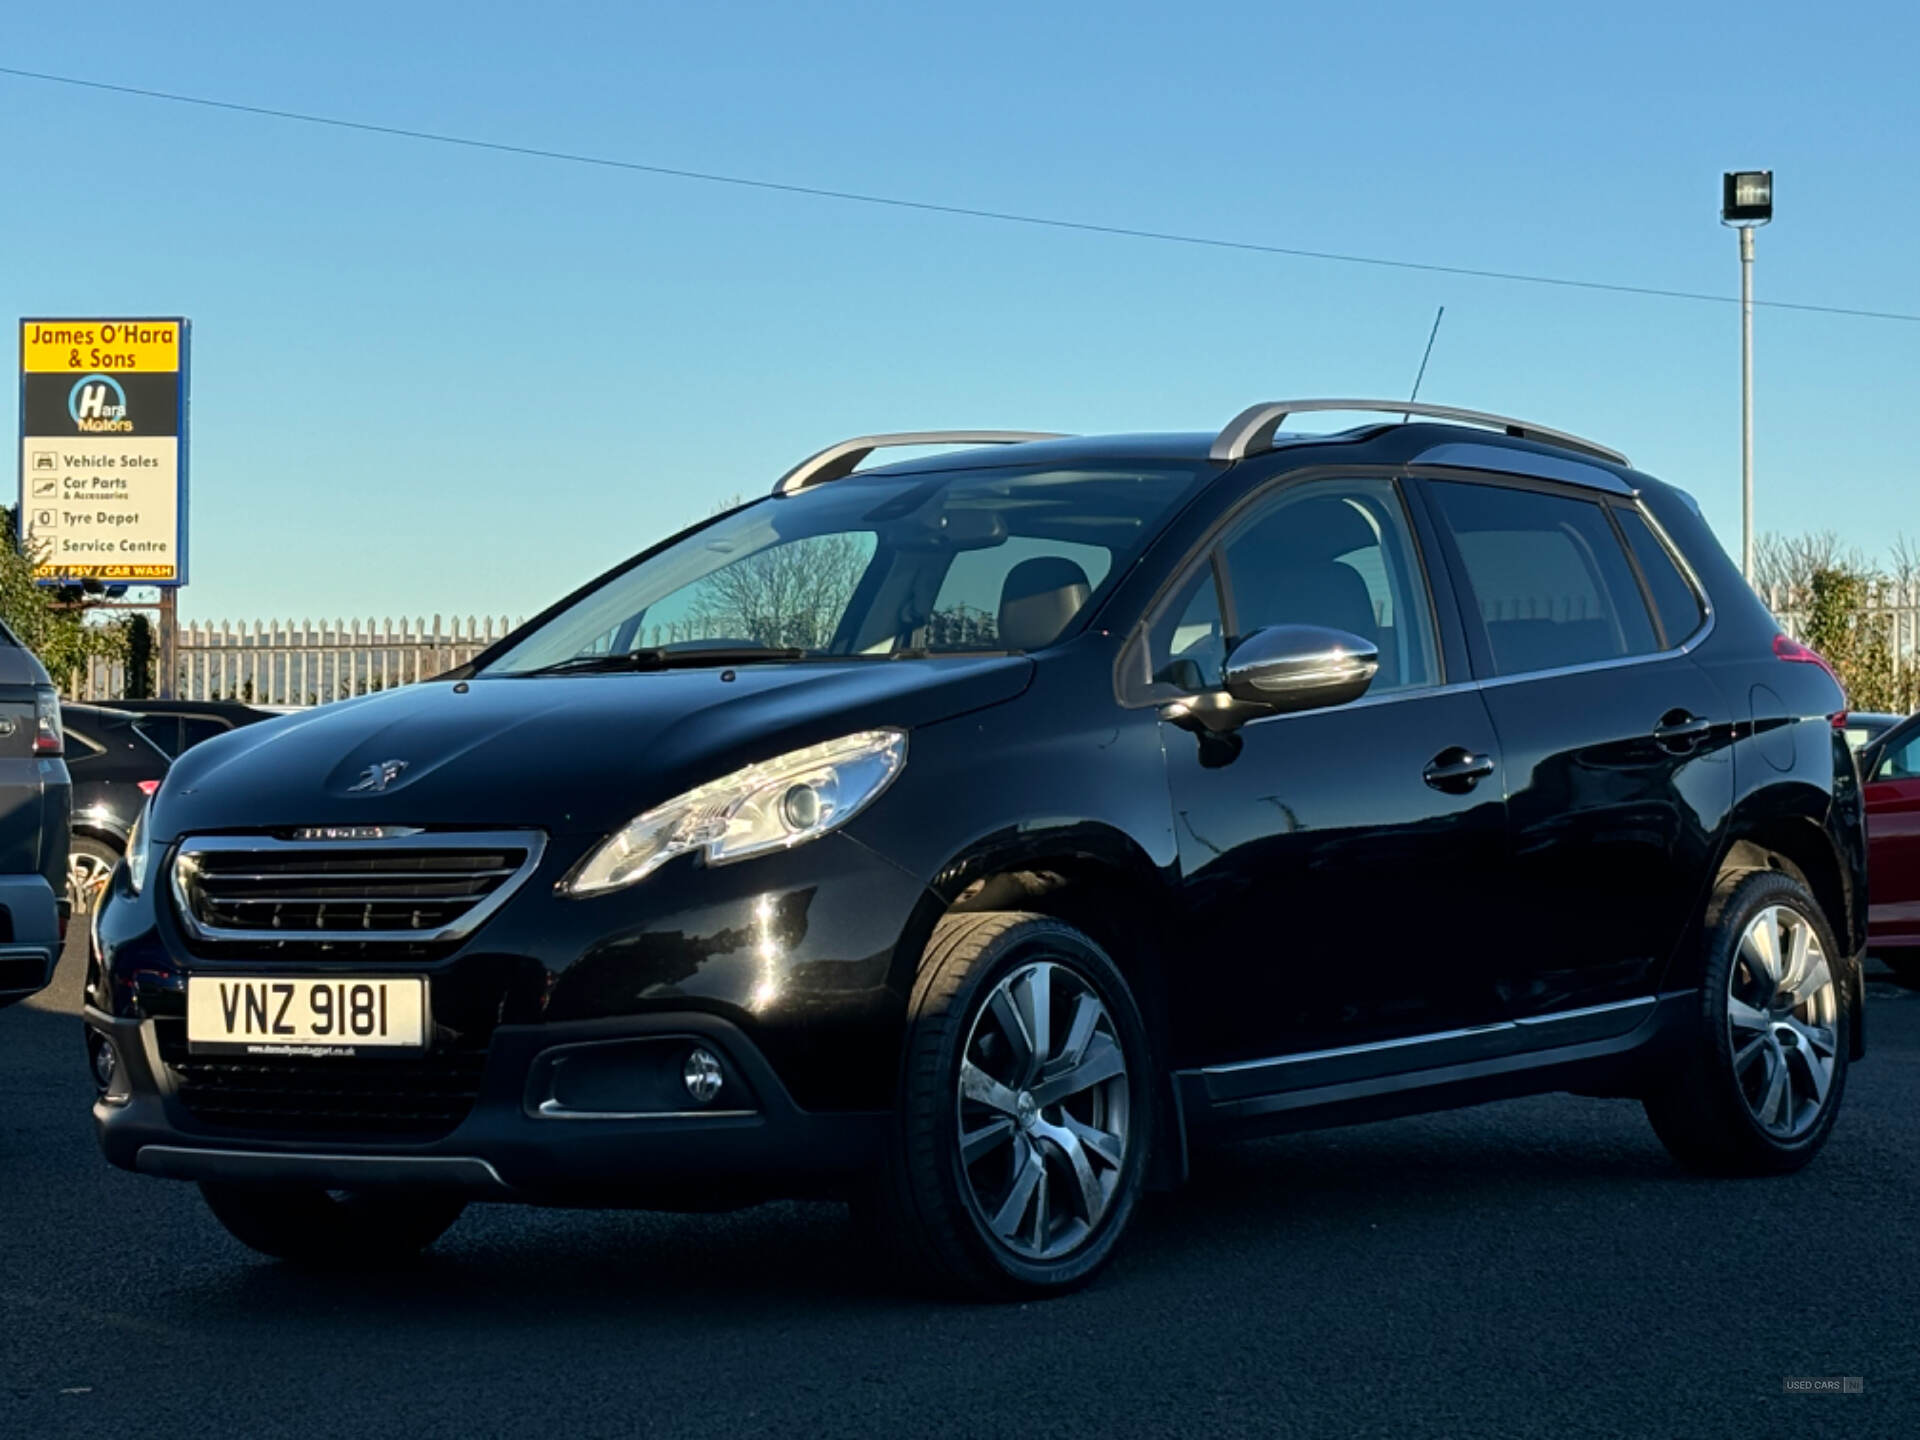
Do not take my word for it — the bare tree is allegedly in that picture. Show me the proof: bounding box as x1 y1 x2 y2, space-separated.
683 534 869 650
1751 530 1861 599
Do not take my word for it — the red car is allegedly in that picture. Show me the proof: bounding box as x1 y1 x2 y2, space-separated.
1863 713 1920 985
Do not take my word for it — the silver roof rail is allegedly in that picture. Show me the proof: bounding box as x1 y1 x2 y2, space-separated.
773 431 1068 496
1209 399 1628 468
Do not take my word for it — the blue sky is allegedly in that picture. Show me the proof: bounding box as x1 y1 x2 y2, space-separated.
5 0 1918 622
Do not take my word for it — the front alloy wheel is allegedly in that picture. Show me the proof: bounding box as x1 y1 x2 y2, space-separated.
861 911 1154 1298
957 960 1131 1261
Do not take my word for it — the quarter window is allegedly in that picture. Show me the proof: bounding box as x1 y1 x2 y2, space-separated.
1614 507 1705 645
1429 481 1660 678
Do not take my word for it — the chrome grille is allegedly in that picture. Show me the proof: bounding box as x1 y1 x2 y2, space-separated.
170 830 545 946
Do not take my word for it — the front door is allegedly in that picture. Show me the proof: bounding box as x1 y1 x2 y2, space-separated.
1417 474 1734 1021
1153 475 1509 1068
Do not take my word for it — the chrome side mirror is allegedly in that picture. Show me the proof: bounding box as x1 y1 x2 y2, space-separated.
1223 624 1379 713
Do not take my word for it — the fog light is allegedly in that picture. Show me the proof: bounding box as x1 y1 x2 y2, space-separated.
683 1048 724 1104
88 1033 118 1093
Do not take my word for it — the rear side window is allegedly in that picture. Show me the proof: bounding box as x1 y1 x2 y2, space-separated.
1614 507 1705 644
1428 480 1659 678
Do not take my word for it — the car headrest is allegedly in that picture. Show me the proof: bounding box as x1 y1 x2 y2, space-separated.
997 557 1092 651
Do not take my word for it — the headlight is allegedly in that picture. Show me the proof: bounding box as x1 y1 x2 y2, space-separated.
125 803 153 896
561 729 907 897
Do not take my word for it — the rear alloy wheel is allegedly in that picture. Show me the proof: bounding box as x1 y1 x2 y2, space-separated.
200 1183 466 1266
1725 904 1840 1140
860 911 1153 1298
1645 869 1850 1174
67 836 120 916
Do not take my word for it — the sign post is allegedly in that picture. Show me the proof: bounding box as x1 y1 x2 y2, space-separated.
17 317 189 694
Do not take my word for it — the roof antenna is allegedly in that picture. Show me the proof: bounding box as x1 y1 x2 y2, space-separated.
1404 305 1445 420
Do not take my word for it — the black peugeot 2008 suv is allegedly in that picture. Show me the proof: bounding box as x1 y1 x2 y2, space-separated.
87 401 1866 1297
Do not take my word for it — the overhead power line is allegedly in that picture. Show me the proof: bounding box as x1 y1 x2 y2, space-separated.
5 64 1918 326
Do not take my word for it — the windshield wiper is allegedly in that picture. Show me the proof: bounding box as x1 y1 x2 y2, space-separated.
518 646 810 677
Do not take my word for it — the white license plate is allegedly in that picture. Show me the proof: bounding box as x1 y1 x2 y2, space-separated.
186 976 428 1055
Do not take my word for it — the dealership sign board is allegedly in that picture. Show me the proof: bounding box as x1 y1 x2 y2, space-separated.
17 317 188 585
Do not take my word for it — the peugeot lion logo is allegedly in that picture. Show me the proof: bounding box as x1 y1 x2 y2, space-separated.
347 759 409 793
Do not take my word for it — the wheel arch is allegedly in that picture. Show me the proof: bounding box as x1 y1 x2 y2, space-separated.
70 820 128 852
1696 810 1865 1061
885 822 1186 1185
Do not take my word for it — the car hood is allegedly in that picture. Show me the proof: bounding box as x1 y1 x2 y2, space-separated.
152 656 1033 840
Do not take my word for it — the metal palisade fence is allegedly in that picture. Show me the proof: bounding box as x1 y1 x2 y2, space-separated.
75 615 522 706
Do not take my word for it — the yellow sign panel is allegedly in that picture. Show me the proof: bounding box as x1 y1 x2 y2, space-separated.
20 319 181 374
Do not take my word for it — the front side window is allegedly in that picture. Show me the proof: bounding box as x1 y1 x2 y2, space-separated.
1145 476 1438 694
482 462 1206 675
1428 480 1659 678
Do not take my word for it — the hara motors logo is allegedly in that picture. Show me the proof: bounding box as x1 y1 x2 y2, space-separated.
68 373 132 433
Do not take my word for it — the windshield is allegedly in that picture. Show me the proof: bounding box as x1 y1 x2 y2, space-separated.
480 461 1208 675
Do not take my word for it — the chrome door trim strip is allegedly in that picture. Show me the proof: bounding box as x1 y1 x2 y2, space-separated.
1194 995 1660 1098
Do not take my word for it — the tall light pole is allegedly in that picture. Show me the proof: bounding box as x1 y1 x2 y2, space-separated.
1723 170 1773 583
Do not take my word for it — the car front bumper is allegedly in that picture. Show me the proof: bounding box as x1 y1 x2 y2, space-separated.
89 1003 887 1204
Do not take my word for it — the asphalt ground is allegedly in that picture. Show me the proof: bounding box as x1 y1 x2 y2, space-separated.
4 931 1916 1439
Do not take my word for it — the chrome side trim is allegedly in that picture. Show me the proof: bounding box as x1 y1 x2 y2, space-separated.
1472 612 1717 691
534 1099 758 1121
1196 996 1660 1097
772 431 1068 496
1210 399 1628 467
1410 442 1633 494
1510 996 1660 1028
169 829 548 946
1201 1019 1515 1076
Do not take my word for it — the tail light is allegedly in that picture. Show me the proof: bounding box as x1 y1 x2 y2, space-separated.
1773 634 1838 682
32 688 62 756
137 779 160 797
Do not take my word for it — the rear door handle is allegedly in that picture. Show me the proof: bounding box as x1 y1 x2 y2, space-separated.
1653 712 1713 748
1424 747 1495 793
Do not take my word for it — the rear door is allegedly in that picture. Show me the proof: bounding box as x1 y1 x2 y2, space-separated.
1416 473 1734 1021
1863 720 1920 949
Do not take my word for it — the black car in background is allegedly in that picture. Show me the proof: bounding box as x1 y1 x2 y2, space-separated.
0 623 70 1009
64 704 169 916
87 401 1867 1297
104 699 277 760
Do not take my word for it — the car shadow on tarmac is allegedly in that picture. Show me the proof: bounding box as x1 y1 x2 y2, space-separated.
21 937 1911 1323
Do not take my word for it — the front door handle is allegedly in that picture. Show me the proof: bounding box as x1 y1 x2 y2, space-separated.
1424 747 1495 793
1653 711 1713 749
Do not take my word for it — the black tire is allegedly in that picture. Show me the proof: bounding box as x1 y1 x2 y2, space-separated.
1878 952 1920 990
858 911 1155 1299
67 835 120 916
199 1183 466 1266
1644 869 1850 1175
